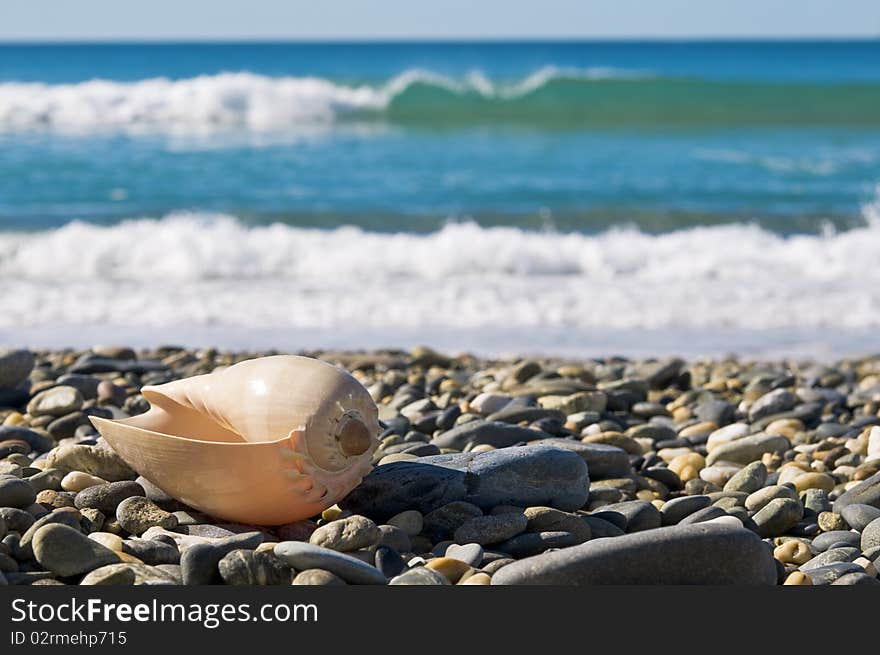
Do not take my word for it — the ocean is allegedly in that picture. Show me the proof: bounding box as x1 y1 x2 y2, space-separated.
1 41 879 356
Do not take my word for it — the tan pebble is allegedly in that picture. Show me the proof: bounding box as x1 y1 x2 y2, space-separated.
783 571 812 586
668 452 706 478
321 505 342 521
679 421 717 438
377 453 418 465
115 551 143 565
765 418 804 439
255 542 279 554
672 407 692 422
469 444 496 453
853 557 878 578
774 540 812 565
458 572 491 585
60 471 108 493
3 411 25 426
635 489 656 501
88 532 124 552
425 557 472 583
581 431 642 455
793 472 835 494
777 465 809 486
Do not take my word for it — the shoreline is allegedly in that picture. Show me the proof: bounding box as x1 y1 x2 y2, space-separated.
2 326 878 361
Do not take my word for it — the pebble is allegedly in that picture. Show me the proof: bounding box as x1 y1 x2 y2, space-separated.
115 496 177 535
340 445 590 519
749 389 798 422
460 572 491 585
374 545 405 578
309 514 380 552
594 500 662 533
862 517 880 552
218 549 291 585
453 512 528 545
80 563 177 586
812 530 860 552
75 480 145 514
61 471 108 493
431 420 549 450
389 566 450 585
32 523 119 577
523 506 591 542
745 485 798 512
180 532 263 585
445 543 484 567
834 471 880 512
44 443 135 482
386 510 423 536
425 556 472 583
723 462 767 493
292 569 347 585
423 502 483 541
0 477 37 509
840 503 880 532
26 386 84 418
496 531 580 557
0 349 35 390
274 541 386 585
752 498 804 537
660 495 712 525
537 439 632 479
121 538 180 565
706 434 790 466
491 523 776 585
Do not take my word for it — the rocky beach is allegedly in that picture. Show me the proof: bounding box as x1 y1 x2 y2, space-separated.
0 345 878 586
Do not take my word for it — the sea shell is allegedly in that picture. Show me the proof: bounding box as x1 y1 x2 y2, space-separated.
90 355 378 525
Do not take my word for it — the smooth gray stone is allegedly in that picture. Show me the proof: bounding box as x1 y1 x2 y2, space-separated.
723 462 767 494
274 541 386 585
74 481 145 514
581 515 625 538
660 495 712 525
340 445 589 520
486 407 566 425
804 562 863 585
831 572 880 585
388 567 449 585
840 503 880 532
121 538 180 565
862 517 880 552
374 545 405 578
0 477 36 509
799 547 860 571
752 498 804 537
431 421 550 450
706 433 790 466
0 426 54 453
445 543 484 567
0 349 34 390
749 389 798 422
594 500 661 533
678 506 728 525
496 531 580 558
32 524 119 577
180 532 263 585
833 471 880 512
539 439 631 479
811 530 860 552
491 523 776 585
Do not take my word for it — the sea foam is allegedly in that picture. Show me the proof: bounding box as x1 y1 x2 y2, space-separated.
2 212 879 336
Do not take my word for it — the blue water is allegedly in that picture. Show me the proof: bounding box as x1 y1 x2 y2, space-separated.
1 41 879 233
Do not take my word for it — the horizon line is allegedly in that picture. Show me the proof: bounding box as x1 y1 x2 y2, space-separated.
0 35 878 45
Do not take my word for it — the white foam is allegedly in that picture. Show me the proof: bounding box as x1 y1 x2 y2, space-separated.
2 213 879 344
0 68 646 132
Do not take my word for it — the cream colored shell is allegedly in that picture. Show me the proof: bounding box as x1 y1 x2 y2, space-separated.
90 355 378 525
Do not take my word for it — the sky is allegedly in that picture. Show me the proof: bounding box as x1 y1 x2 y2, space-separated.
1 0 879 41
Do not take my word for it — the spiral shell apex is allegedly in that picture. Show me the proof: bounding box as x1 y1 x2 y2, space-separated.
89 355 379 525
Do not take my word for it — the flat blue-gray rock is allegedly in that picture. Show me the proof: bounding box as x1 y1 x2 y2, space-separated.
274 541 386 585
537 439 631 479
833 471 880 512
430 421 550 450
491 523 776 585
340 445 589 521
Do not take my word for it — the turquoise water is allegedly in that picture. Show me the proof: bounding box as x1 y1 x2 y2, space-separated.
1 41 879 353
1 41 879 232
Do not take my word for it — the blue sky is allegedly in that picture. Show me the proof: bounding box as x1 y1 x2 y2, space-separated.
2 0 878 40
